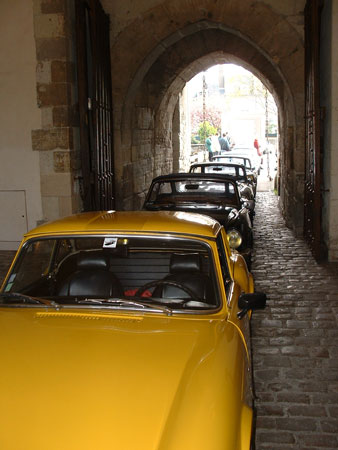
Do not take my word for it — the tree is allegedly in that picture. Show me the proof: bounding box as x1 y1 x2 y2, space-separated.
190 104 221 134
197 121 217 143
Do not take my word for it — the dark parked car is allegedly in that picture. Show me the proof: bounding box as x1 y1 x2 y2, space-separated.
144 173 253 267
189 162 256 220
212 155 258 190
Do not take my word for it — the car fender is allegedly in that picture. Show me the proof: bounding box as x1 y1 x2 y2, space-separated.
230 251 254 293
240 404 254 450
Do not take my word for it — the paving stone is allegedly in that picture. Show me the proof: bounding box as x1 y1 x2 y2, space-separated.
251 191 338 449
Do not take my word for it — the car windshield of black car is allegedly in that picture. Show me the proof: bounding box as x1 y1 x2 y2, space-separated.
214 156 252 170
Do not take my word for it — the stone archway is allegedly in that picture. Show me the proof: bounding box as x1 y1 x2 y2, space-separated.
108 1 304 234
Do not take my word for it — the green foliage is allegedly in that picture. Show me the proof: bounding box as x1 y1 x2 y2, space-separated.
197 121 217 143
191 135 200 144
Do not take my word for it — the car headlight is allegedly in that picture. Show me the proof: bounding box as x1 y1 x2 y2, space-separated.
227 229 242 249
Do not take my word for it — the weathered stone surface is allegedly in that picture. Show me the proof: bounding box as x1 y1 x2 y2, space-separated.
37 82 71 107
40 173 73 197
53 150 71 172
35 37 68 60
51 60 74 83
41 195 59 221
34 13 66 39
41 0 66 14
134 106 154 130
58 195 73 217
36 60 51 84
121 164 133 200
53 105 79 127
32 127 73 151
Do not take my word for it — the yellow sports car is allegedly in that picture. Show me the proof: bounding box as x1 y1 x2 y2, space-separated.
0 210 266 450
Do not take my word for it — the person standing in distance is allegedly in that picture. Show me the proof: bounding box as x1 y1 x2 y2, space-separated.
205 135 213 161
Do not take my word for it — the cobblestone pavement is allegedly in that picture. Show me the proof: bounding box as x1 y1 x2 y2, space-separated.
251 192 338 449
0 192 338 449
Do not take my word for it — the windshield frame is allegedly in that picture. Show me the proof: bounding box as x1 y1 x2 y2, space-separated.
1 232 225 316
145 177 241 209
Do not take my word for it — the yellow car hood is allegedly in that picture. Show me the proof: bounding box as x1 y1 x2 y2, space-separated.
0 308 249 450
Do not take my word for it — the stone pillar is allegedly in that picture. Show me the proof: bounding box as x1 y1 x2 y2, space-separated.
178 87 191 172
132 106 155 209
31 0 81 222
172 102 180 173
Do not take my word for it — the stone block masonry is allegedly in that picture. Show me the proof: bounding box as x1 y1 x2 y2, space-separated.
31 0 81 221
251 191 338 449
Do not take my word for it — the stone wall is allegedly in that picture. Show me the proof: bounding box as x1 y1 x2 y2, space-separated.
0 0 309 243
107 0 305 231
178 86 192 172
31 0 81 222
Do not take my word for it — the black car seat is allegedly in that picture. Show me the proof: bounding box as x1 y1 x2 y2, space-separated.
56 251 123 297
153 253 214 304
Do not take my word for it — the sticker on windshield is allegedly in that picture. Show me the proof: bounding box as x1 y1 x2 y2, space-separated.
4 283 13 292
103 237 118 248
8 274 16 283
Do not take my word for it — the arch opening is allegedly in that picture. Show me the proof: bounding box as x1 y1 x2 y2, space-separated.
115 20 303 236
182 63 279 186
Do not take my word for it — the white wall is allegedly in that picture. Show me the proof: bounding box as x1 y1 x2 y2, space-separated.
0 0 42 249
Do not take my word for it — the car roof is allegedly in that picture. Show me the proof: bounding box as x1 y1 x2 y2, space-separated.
214 155 251 163
151 172 237 184
190 162 246 169
24 210 222 239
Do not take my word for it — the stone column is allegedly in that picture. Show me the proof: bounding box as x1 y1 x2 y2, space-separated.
31 0 81 222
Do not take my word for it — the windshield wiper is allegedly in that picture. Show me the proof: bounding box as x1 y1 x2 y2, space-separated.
76 298 173 316
0 292 60 309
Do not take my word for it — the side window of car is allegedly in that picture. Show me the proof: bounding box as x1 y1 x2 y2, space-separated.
216 233 231 295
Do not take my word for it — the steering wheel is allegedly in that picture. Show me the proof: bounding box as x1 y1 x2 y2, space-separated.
135 279 202 303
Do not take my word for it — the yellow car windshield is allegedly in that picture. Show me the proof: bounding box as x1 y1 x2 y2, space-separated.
2 235 220 312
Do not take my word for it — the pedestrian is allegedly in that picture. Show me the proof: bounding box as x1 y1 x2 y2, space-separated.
254 138 262 156
219 133 231 152
205 135 213 161
211 132 221 156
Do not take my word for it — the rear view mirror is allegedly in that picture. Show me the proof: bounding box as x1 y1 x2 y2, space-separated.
237 292 267 319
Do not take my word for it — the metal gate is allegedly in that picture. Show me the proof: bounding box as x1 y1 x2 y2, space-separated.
304 0 323 260
76 0 115 211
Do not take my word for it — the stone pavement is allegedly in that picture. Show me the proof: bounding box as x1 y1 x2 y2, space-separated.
251 191 338 449
0 192 338 449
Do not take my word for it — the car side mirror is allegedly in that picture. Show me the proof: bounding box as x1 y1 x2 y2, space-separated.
144 203 161 211
237 292 267 319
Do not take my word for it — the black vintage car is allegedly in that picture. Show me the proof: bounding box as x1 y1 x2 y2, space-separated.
143 173 253 268
189 162 256 220
212 155 258 192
